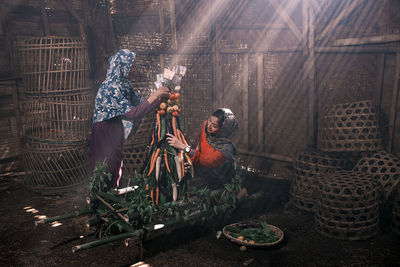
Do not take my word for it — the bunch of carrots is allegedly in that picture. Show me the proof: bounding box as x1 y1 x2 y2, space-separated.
143 90 194 205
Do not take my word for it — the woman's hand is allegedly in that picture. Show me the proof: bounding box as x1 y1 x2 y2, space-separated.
166 133 186 150
148 86 170 103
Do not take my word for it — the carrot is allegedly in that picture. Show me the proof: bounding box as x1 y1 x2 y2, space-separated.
180 151 185 178
178 130 188 146
156 112 161 141
150 131 154 146
184 153 192 165
172 116 178 139
150 189 154 204
146 150 156 176
145 184 149 191
156 187 159 205
164 149 171 173
148 148 161 176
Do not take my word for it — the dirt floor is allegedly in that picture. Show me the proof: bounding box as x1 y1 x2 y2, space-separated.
1 174 400 267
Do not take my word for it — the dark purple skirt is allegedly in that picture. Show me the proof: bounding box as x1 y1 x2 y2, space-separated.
90 116 124 188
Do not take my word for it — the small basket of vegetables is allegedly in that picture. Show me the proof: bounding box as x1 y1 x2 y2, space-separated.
222 221 284 247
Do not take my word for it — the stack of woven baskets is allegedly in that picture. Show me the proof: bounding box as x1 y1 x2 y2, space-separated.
18 37 93 192
291 100 400 240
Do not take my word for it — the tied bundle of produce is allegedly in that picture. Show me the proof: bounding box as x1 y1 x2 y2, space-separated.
143 65 193 204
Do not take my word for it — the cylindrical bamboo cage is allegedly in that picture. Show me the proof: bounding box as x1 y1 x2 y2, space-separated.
315 170 381 240
17 36 92 191
353 151 400 200
23 138 89 189
320 100 382 152
290 149 346 212
17 37 90 95
21 91 93 142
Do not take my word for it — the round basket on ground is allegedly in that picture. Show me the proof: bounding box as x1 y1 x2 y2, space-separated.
315 170 381 240
222 222 284 248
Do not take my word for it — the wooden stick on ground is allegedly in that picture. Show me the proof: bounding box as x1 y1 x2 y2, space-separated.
95 193 131 226
35 209 92 226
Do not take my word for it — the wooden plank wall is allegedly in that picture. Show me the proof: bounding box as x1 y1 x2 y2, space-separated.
1 0 400 176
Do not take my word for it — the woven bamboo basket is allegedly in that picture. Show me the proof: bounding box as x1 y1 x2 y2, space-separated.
290 149 346 212
122 143 150 178
320 100 382 152
222 222 284 247
125 112 155 146
121 112 154 178
21 91 93 142
17 37 90 95
315 170 381 240
23 138 89 190
353 150 400 200
392 187 400 235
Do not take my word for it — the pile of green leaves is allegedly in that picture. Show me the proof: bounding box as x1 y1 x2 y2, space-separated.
153 185 212 222
88 163 244 231
226 221 279 244
220 173 242 209
127 172 154 226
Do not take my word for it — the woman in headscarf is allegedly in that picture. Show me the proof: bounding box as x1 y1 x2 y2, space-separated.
90 49 169 188
167 108 239 189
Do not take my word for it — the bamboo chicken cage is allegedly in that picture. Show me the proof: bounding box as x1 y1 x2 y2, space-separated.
315 170 381 240
17 37 90 94
290 149 346 212
21 91 93 142
23 139 89 189
17 36 92 192
320 100 382 152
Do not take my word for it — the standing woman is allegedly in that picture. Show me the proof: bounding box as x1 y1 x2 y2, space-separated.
167 108 239 189
90 49 169 188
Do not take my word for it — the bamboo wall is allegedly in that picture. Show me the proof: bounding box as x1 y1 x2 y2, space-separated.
1 0 400 179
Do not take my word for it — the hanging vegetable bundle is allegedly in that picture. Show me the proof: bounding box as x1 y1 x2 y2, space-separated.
143 66 193 204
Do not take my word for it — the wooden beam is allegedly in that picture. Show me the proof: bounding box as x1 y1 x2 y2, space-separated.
106 1 116 52
239 149 293 163
215 23 223 109
333 34 400 46
303 0 316 147
60 0 85 38
39 0 50 36
388 53 400 152
257 53 264 151
1 21 15 76
168 0 177 50
220 47 303 54
315 46 400 54
242 53 249 149
224 23 289 30
269 0 302 41
316 0 363 42
158 0 165 46
310 0 322 13
376 53 385 123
